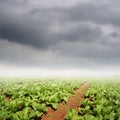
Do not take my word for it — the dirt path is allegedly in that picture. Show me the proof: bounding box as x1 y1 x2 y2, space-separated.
42 82 90 120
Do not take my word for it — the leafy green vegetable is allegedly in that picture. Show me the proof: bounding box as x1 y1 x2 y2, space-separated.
0 78 81 119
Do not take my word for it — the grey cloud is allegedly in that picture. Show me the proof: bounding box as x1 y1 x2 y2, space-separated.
0 39 56 68
59 25 102 42
29 0 120 28
0 3 103 49
65 2 120 27
0 10 52 48
0 0 28 5
52 41 120 66
110 32 119 38
0 0 120 71
1 38 120 70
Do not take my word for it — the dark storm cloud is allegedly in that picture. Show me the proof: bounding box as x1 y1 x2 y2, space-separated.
0 0 120 71
0 0 120 48
0 8 103 48
0 8 53 48
0 0 104 48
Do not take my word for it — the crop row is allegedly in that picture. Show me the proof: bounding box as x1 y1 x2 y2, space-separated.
65 81 120 120
0 79 83 120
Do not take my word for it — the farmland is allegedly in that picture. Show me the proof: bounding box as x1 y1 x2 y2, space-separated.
65 80 120 120
0 77 120 120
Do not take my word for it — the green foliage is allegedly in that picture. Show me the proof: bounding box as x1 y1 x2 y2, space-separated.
65 81 120 120
65 109 80 120
0 78 80 119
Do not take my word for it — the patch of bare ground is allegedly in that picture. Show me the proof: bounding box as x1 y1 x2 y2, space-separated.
42 82 90 120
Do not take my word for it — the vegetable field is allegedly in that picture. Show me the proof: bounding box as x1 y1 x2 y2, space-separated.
65 81 120 120
0 78 120 120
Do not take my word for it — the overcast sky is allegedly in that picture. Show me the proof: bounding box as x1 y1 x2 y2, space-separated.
0 0 120 76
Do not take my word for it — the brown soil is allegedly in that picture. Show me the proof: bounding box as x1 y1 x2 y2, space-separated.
6 96 11 102
42 82 90 120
